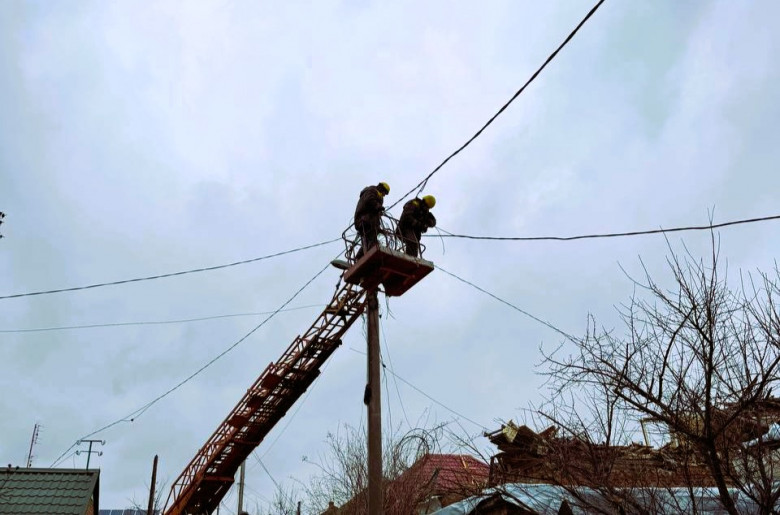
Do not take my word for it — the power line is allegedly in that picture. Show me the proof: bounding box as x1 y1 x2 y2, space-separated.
383 363 488 432
254 455 281 492
242 482 274 506
257 359 334 462
0 304 322 334
379 316 411 429
431 214 780 243
2 238 339 301
382 361 393 433
16 209 777 309
51 257 336 467
388 0 605 210
349 347 488 432
435 264 575 340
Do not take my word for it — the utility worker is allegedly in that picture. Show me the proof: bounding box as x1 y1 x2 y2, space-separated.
398 195 436 257
354 182 390 259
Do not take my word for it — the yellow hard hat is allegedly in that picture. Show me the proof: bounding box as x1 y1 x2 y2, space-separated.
422 195 436 209
378 182 390 195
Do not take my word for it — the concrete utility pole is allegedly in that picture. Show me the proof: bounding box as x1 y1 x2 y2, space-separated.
147 455 158 515
237 460 246 515
75 439 104 470
366 289 382 514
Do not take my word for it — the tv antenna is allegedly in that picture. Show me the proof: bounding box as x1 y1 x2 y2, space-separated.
26 423 41 468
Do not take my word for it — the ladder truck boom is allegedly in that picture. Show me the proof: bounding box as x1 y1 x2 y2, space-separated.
163 281 367 515
163 217 433 514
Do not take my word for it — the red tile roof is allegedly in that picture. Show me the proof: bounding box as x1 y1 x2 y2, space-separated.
395 453 489 494
333 454 489 514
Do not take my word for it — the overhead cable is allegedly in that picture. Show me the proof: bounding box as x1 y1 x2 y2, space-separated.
383 363 488 432
257 359 333 461
242 482 274 506
254 455 281 491
431 214 780 242
50 257 336 467
380 316 412 429
349 347 488 432
388 0 605 210
0 304 321 334
436 264 575 341
2 238 339 301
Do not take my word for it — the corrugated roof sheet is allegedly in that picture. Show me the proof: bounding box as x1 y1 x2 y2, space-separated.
745 422 780 447
431 482 770 514
0 467 98 515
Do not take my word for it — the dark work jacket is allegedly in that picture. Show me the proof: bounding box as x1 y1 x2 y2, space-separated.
399 198 436 234
354 186 385 223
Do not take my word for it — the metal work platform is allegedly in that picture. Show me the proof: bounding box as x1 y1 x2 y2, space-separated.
343 244 434 296
342 213 435 297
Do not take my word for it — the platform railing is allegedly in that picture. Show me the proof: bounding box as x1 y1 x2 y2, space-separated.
342 214 427 265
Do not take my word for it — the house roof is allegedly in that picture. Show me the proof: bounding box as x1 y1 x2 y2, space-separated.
334 453 490 514
432 483 768 515
395 453 489 494
0 467 99 515
745 422 780 448
486 421 720 488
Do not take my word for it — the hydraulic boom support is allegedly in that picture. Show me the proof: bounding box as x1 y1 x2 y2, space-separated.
163 281 367 515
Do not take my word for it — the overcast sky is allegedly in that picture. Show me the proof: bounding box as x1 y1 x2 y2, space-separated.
2 1 780 512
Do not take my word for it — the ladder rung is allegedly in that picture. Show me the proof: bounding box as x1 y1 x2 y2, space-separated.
202 475 234 483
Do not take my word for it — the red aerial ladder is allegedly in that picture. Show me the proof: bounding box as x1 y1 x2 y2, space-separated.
163 216 433 515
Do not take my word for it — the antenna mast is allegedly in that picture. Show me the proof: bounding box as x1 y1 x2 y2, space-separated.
26 423 41 468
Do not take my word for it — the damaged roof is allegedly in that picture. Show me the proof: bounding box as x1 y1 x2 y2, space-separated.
431 483 770 515
395 454 489 493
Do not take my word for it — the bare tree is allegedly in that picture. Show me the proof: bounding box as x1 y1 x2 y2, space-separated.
129 477 167 514
536 238 780 514
259 419 487 515
264 483 300 515
301 422 447 514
